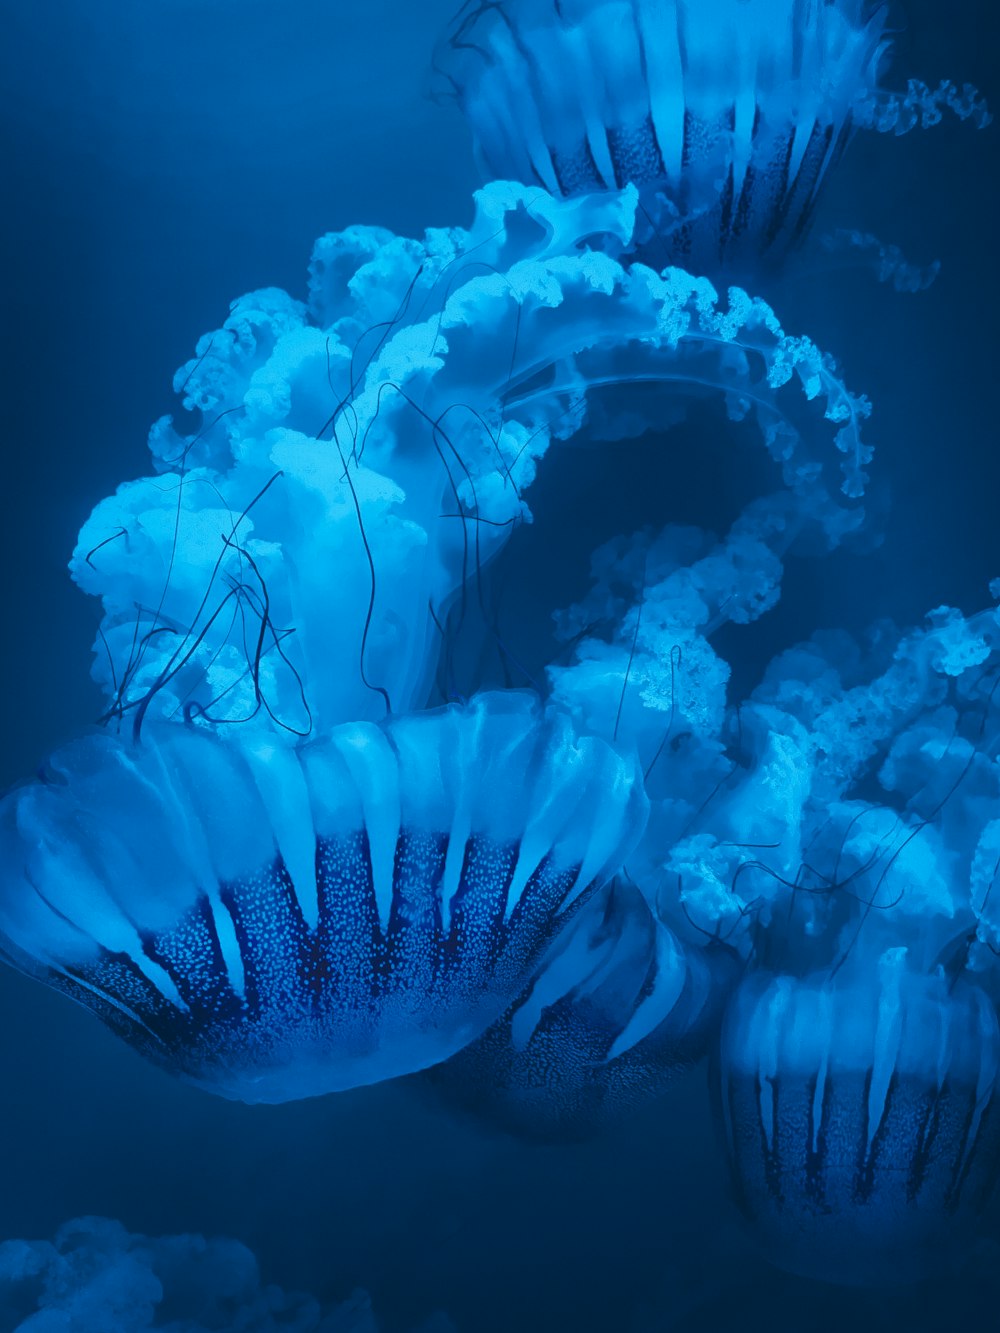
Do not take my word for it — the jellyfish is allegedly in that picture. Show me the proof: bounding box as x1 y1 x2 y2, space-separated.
422 516 808 1140
718 957 1000 1286
74 182 871 739
1 144 878 1115
653 603 1000 1283
437 0 989 272
429 877 736 1140
0 693 647 1103
546 523 1000 1276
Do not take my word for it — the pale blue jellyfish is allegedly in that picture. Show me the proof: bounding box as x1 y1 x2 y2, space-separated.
437 0 988 270
0 694 646 1102
549 515 1000 1274
665 604 1000 1282
719 960 1000 1285
430 878 735 1139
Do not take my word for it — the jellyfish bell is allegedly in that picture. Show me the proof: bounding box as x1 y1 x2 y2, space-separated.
437 0 891 272
0 694 647 1104
716 954 1000 1285
429 878 735 1140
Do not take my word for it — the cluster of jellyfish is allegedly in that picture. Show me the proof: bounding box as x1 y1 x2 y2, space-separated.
1 0 996 1302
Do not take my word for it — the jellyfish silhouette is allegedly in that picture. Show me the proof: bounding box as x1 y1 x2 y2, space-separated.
0 694 646 1103
437 0 989 272
430 878 735 1140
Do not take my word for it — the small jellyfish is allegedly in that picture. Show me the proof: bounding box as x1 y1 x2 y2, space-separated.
0 694 646 1103
678 604 1000 1284
716 955 1000 1285
437 0 890 269
429 879 734 1140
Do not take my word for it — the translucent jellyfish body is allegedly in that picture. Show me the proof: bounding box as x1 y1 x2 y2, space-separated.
0 695 646 1103
74 184 870 741
438 0 889 268
716 956 1000 1285
431 879 734 1139
647 604 1000 1283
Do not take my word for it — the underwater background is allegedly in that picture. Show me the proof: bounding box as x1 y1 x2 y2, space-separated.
1 1 999 1329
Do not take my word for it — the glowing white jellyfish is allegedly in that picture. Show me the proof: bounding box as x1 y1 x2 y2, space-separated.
3 175 871 1114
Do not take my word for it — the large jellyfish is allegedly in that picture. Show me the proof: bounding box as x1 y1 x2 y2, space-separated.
437 0 989 271
0 694 646 1102
543 484 1000 1271
0 168 874 1109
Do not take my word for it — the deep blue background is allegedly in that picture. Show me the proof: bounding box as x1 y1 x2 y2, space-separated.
1 2 999 1329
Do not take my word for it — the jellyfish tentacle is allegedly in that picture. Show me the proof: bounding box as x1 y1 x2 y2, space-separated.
73 185 871 740
856 77 992 135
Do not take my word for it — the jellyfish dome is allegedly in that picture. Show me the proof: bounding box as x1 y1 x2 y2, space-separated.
438 0 890 269
0 693 646 1103
430 878 735 1140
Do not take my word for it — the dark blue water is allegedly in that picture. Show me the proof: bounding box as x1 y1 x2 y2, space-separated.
1 2 999 1329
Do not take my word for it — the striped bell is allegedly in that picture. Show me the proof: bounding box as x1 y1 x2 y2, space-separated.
715 952 1000 1284
438 0 889 272
0 695 646 1103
